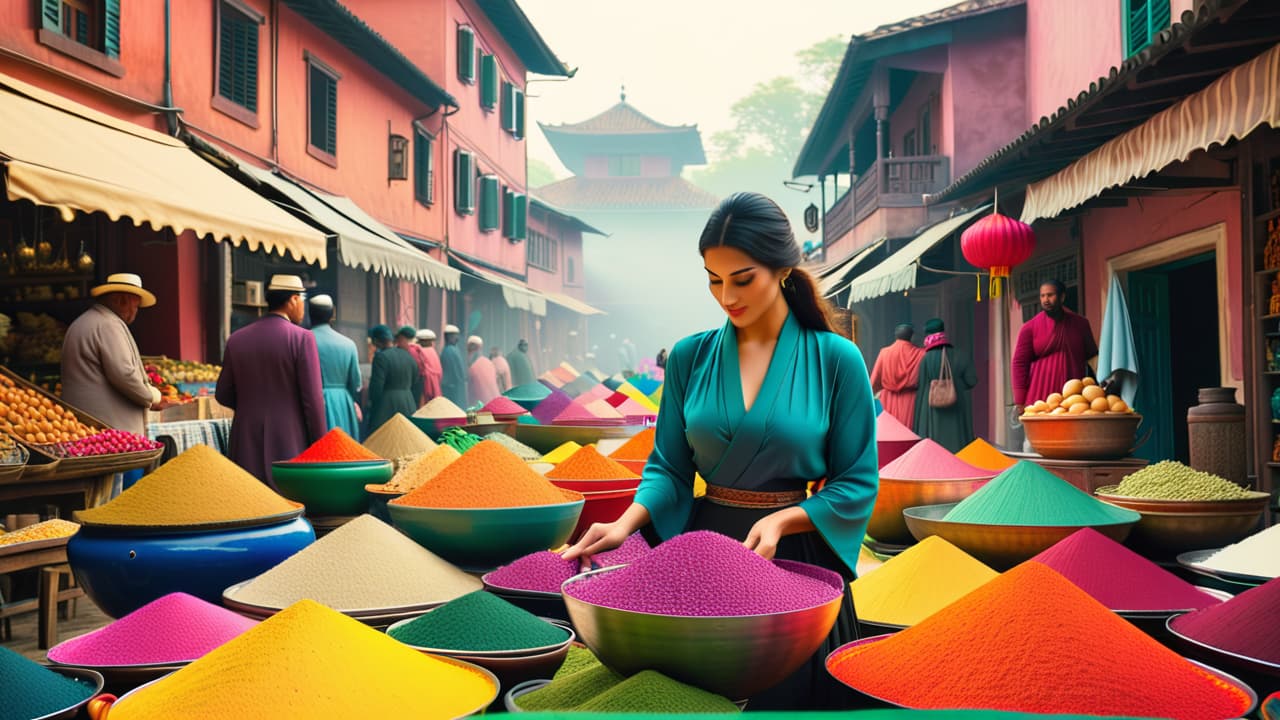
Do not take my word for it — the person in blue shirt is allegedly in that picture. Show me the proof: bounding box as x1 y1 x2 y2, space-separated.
564 191 878 709
308 294 361 439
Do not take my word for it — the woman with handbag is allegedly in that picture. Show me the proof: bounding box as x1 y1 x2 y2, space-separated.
912 318 978 452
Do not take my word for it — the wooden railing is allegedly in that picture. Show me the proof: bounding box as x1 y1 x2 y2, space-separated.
824 156 952 234
825 189 856 245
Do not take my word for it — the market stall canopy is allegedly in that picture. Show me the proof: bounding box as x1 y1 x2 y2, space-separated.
846 205 990 304
234 162 459 290
448 251 547 316
0 71 326 266
818 237 887 297
1020 42 1280 223
543 291 605 316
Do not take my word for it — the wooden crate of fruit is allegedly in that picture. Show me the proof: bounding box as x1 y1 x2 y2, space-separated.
0 365 162 478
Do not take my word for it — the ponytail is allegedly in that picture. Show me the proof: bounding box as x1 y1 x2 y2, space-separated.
783 267 836 333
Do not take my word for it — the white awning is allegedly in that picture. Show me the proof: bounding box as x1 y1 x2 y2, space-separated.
846 205 991 304
449 252 547 316
545 291 606 316
233 164 459 290
0 71 326 265
818 237 887 297
1022 42 1280 223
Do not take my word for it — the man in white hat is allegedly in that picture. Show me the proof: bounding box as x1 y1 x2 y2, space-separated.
466 335 500 406
439 324 467 408
61 273 165 435
415 329 443 402
216 274 326 483
308 294 362 439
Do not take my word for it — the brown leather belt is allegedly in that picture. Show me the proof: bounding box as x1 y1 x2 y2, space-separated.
704 485 806 509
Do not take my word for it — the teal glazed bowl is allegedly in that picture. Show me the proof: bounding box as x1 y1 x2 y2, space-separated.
271 460 393 515
387 499 584 572
409 417 467 441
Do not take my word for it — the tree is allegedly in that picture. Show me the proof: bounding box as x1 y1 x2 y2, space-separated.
527 157 561 190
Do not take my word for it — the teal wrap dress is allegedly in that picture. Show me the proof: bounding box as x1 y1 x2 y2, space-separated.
312 325 362 440
633 311 879 708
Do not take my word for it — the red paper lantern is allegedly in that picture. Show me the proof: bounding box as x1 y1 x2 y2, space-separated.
961 211 1035 299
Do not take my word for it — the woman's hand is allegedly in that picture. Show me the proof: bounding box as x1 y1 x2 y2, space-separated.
743 506 815 560
560 503 650 570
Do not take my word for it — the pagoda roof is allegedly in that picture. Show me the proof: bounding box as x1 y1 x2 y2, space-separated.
542 101 698 135
540 99 707 169
534 176 719 212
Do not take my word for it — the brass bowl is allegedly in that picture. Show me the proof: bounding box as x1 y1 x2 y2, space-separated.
866 475 994 545
902 502 1137 571
1019 413 1142 460
1095 487 1269 553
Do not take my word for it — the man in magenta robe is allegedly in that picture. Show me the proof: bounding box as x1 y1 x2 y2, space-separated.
415 328 443 402
216 275 327 484
870 323 925 429
467 335 501 407
1012 279 1099 410
397 326 431 405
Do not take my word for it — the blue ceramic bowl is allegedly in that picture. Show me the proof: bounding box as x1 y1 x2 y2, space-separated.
388 500 584 572
67 516 315 618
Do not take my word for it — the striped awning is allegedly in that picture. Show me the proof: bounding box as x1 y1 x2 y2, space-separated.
544 291 606 316
818 237 887 297
847 205 990 304
449 252 547 316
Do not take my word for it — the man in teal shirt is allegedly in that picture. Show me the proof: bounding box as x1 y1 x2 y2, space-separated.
308 295 361 439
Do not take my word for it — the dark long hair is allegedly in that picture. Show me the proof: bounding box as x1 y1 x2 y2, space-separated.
698 192 834 333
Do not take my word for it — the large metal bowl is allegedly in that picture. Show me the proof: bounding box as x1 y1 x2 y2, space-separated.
34 666 103 720
561 560 844 700
1094 487 1269 553
867 475 993 545
902 502 1137 570
1019 413 1142 460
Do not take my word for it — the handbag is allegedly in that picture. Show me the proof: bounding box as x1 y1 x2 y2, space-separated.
928 349 957 408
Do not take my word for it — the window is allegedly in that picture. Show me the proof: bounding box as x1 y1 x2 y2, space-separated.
479 54 498 109
414 128 434 206
528 230 559 272
479 175 500 231
501 82 525 139
902 130 917 158
38 0 122 76
457 25 475 83
214 0 263 125
919 101 933 155
566 256 577 285
608 156 641 177
503 189 527 241
1124 0 1171 56
454 149 475 215
306 54 339 164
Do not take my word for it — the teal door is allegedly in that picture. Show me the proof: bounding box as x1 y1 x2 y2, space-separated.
1127 270 1174 461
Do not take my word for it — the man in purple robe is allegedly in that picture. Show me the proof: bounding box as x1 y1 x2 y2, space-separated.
216 275 326 483
1012 279 1099 411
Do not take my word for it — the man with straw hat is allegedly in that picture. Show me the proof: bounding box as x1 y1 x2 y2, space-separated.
308 294 362 439
415 328 443 402
62 273 165 435
439 324 467 408
217 274 326 483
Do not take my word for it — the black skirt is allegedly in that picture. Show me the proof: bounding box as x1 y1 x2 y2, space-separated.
681 497 862 711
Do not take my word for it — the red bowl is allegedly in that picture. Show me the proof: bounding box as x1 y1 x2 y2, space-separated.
611 458 647 476
548 477 642 493
568 488 638 543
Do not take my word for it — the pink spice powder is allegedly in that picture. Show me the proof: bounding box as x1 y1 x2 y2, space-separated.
487 533 651 594
47 592 257 666
564 531 841 616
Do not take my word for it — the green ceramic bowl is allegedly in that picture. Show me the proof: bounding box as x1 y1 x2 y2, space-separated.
271 461 393 515
387 499 585 572
409 417 467 441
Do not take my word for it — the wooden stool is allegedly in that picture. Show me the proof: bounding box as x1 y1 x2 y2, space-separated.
39 564 84 650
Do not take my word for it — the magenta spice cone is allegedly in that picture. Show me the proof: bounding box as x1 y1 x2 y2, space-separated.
564 531 841 616
1170 577 1280 663
1029 528 1220 612
488 533 652 594
532 388 574 425
482 396 527 416
46 592 257 666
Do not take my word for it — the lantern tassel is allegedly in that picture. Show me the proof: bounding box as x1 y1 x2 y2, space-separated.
989 265 1010 299
975 274 982 302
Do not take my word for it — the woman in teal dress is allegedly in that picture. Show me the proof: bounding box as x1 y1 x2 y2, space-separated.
564 192 878 709
366 325 423 433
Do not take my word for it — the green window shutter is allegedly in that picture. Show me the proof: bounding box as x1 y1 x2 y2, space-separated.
502 188 515 237
514 194 527 240
479 175 500 231
1149 0 1170 43
415 131 434 205
103 0 121 58
218 6 259 112
40 0 60 32
500 81 514 132
480 54 498 109
1124 0 1168 56
454 149 474 215
514 90 525 140
457 26 475 83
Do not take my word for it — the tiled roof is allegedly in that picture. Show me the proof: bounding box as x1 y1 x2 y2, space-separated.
542 102 698 135
533 176 719 211
928 0 1274 203
474 0 571 77
863 0 1022 40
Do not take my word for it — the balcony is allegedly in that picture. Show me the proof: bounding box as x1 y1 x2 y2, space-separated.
823 156 951 241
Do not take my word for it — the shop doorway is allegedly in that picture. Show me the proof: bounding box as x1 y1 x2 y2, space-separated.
1111 224 1230 463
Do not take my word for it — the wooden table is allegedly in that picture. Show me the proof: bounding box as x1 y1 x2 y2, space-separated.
0 536 84 648
1005 451 1149 493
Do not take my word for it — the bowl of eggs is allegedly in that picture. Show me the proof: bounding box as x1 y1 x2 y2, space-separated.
1019 378 1140 460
